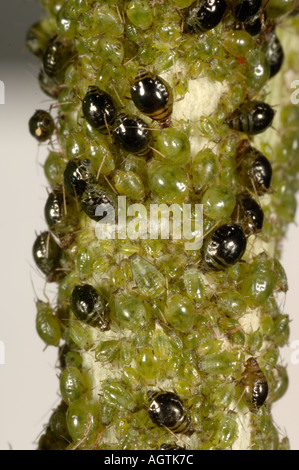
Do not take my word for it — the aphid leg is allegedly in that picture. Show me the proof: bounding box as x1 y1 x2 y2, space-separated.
96 153 107 180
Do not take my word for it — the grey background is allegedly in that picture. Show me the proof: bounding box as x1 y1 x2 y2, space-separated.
0 0 298 450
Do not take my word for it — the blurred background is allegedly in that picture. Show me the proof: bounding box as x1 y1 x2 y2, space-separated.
0 0 298 450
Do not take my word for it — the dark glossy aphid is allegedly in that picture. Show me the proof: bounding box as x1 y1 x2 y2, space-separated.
43 36 73 83
231 192 264 235
265 33 284 78
130 69 173 126
32 231 63 282
82 86 116 131
113 113 152 155
237 143 272 194
148 391 193 434
63 158 94 198
185 0 227 33
203 223 247 271
241 357 268 412
70 284 109 330
44 187 78 247
226 101 275 135
29 110 55 142
231 0 261 22
44 189 65 228
80 184 116 222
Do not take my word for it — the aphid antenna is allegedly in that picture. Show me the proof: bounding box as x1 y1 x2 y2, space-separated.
103 175 118 195
96 153 107 181
123 54 139 67
91 429 105 450
26 62 43 84
163 424 180 439
231 387 247 413
156 308 170 329
249 175 260 199
39 96 57 107
60 184 68 217
42 278 51 305
148 146 167 159
115 3 125 24
103 114 113 141
226 324 245 337
30 273 40 303
33 425 49 447
75 91 84 103
50 101 77 114
110 82 125 108
276 290 287 315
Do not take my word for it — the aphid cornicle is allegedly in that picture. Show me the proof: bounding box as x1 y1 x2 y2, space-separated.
203 223 247 271
70 284 109 330
147 391 193 435
29 110 55 142
237 142 272 194
231 192 264 235
130 69 173 127
112 113 152 155
226 101 275 135
185 0 227 33
240 357 268 412
230 0 261 22
82 86 117 131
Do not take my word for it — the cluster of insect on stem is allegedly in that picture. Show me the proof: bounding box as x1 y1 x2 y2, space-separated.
27 0 299 450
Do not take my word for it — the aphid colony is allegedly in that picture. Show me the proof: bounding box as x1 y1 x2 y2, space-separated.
27 0 298 451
